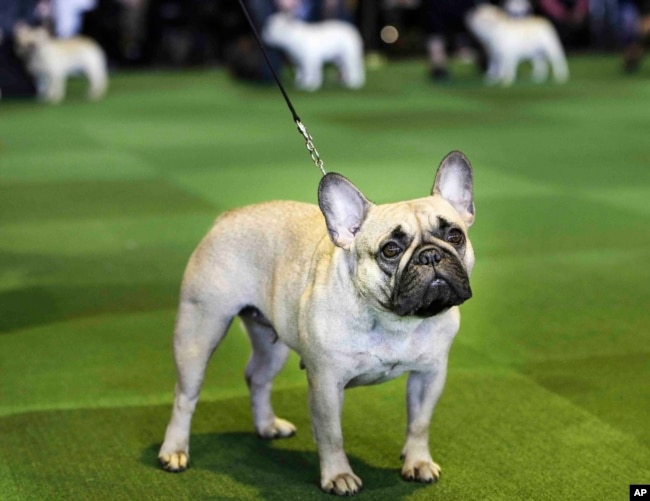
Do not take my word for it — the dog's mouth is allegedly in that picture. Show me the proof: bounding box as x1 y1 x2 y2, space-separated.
390 252 472 318
392 277 472 318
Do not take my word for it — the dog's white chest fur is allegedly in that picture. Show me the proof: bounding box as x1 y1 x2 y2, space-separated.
342 309 460 388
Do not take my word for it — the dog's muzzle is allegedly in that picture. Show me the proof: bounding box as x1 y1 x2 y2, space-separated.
391 244 472 318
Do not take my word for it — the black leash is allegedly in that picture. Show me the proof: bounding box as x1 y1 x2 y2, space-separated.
237 0 326 176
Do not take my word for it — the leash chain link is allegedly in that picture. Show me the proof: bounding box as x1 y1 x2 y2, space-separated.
296 120 326 176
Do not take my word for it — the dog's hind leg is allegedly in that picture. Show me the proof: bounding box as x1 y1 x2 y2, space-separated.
339 46 365 89
531 54 549 83
549 47 569 83
86 55 107 100
484 51 502 85
159 299 234 472
295 60 323 91
241 308 296 439
46 73 65 103
499 55 518 86
545 33 569 83
87 70 107 100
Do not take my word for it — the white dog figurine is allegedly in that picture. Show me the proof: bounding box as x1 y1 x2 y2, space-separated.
13 23 108 103
465 4 569 86
262 13 365 91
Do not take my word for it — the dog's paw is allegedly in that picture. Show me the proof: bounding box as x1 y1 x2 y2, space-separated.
321 472 363 496
257 417 297 439
159 451 189 472
401 460 441 484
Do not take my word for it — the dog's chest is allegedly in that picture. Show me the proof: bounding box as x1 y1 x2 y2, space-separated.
343 320 454 388
345 358 410 387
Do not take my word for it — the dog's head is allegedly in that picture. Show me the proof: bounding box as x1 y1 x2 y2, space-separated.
465 5 505 41
13 23 50 57
318 151 475 318
262 13 299 48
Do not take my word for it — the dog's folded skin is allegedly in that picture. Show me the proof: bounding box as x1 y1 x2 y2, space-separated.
159 151 476 495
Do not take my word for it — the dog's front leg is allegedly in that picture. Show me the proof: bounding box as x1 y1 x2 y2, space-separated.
531 54 550 83
47 72 65 103
499 55 518 86
307 369 362 495
484 51 502 85
401 365 448 483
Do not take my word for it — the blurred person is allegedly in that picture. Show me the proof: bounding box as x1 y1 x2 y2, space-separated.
117 0 150 63
536 0 589 47
619 0 639 47
82 0 201 67
621 0 650 72
225 0 281 81
279 0 355 22
0 0 43 97
121 0 221 66
589 0 619 47
422 0 482 81
52 0 97 37
503 0 533 17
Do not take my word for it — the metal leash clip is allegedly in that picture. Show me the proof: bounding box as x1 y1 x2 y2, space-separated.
296 120 326 176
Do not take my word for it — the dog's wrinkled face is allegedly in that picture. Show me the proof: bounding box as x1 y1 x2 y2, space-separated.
262 13 297 48
13 23 50 56
355 199 474 317
465 5 505 41
319 151 475 319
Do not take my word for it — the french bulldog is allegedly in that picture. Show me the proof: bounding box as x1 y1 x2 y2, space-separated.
13 23 107 104
465 4 569 86
262 13 365 91
159 151 476 495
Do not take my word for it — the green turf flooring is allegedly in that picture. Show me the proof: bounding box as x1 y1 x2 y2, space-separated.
1 56 649 500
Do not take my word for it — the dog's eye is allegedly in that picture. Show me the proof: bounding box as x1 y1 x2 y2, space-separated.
381 242 402 259
446 229 464 246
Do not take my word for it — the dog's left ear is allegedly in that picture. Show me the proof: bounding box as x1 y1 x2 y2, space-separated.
319 173 372 250
432 151 475 227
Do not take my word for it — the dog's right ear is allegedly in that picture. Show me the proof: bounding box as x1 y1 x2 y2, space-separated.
432 151 475 227
318 173 372 250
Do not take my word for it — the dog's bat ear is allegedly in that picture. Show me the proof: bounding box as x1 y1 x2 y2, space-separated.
432 151 475 227
318 173 372 250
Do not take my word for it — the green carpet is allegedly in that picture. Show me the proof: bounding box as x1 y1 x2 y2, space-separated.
1 56 648 500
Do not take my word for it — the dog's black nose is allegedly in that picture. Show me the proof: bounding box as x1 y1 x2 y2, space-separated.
418 247 443 266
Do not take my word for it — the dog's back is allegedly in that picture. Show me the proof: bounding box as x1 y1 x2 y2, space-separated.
53 37 108 99
182 201 327 344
